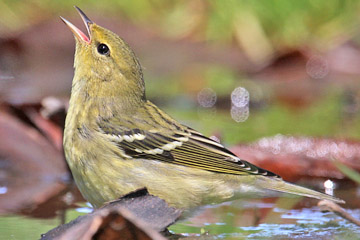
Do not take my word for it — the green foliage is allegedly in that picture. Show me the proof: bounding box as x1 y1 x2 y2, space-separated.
0 215 58 239
207 0 360 48
2 0 360 52
205 66 238 96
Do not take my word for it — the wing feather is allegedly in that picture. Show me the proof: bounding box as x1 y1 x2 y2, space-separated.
97 121 279 178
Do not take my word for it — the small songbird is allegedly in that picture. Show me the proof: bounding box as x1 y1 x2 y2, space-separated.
61 7 344 210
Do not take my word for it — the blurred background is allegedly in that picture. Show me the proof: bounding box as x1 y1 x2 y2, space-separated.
1 0 360 239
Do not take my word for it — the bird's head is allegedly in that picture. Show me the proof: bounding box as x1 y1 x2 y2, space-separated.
61 7 145 104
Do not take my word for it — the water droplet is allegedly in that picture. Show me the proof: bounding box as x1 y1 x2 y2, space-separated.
231 87 250 108
306 55 329 79
0 75 14 80
231 105 249 122
62 192 75 205
0 186 8 194
324 179 334 196
324 179 334 189
76 202 93 213
197 88 217 108
76 207 93 213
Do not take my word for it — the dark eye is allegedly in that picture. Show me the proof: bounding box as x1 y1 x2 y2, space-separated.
97 43 110 55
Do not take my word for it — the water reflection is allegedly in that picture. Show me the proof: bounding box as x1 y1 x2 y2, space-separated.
230 87 250 122
197 88 217 108
231 87 250 108
231 105 250 122
75 207 92 214
171 199 360 239
324 179 335 196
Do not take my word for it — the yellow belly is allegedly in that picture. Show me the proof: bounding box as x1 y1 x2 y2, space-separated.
70 155 243 209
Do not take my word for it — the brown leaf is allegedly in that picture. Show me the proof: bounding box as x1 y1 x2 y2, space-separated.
230 135 360 181
0 106 68 214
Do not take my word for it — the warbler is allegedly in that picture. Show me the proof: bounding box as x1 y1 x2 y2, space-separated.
62 7 344 210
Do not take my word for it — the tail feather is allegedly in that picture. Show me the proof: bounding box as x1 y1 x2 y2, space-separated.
261 178 345 204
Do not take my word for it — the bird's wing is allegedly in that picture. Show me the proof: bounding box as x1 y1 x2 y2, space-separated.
97 118 279 177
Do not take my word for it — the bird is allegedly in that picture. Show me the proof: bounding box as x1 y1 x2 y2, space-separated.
61 7 344 211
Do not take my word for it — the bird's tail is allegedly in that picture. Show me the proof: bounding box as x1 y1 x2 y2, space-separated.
259 177 345 204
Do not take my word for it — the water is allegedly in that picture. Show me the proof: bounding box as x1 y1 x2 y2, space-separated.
0 215 59 240
169 197 360 239
0 183 358 239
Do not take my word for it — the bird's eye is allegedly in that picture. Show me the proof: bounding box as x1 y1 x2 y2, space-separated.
97 43 110 55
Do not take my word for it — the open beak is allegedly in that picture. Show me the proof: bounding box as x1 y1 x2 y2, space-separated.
60 6 93 44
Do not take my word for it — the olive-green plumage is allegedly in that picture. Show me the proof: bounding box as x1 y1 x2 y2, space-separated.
62 8 343 210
